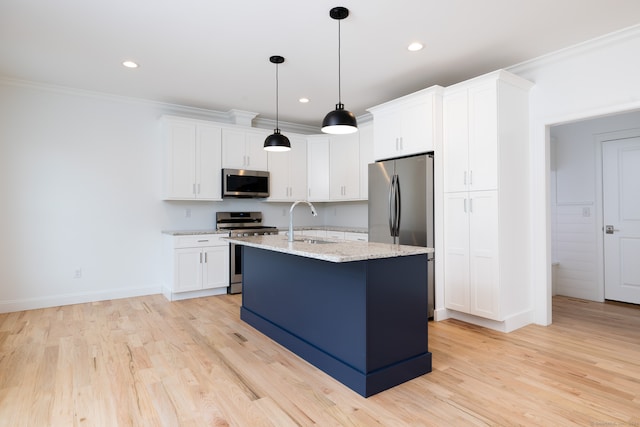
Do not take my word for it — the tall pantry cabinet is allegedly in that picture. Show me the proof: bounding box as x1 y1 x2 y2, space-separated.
442 70 533 328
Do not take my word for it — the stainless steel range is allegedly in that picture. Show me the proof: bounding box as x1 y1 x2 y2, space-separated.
216 211 278 294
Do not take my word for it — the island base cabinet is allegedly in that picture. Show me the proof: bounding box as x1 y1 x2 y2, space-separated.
240 246 432 397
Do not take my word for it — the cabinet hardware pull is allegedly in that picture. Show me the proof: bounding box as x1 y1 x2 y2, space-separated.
464 198 467 213
193 183 196 194
197 239 208 242
469 170 473 186
197 183 201 194
204 253 208 263
463 171 467 186
199 253 202 263
469 198 474 213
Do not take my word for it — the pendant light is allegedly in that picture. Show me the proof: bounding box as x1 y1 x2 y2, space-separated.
322 6 358 135
264 55 291 152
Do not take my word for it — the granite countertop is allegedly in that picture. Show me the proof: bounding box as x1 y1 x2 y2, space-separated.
162 229 229 236
288 226 368 234
225 234 432 263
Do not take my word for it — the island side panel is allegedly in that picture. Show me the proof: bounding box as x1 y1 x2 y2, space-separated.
366 254 429 371
241 246 368 371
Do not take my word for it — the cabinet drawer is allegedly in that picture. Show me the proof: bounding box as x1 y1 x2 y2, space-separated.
173 234 228 248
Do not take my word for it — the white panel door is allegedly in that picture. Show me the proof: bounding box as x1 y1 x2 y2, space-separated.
443 90 469 193
174 248 203 292
468 82 498 191
468 191 500 320
196 124 222 199
444 192 470 312
603 137 640 304
202 246 229 290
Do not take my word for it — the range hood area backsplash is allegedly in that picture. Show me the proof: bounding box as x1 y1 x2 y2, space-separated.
162 199 368 231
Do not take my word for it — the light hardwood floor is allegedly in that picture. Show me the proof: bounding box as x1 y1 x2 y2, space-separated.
1 294 639 426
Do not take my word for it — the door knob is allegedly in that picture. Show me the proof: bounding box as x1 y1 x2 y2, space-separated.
605 225 620 234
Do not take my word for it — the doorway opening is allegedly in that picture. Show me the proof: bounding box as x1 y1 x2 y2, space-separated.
549 110 640 306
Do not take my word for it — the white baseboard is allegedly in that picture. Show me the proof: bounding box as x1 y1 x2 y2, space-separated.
445 309 534 333
162 286 228 301
0 285 163 314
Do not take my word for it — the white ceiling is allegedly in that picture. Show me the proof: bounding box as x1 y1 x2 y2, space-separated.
2 0 639 129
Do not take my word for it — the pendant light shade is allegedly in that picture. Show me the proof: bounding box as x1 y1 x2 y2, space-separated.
264 55 291 152
322 6 357 135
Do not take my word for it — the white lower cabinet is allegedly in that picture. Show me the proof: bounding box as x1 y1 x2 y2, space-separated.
444 192 499 320
164 234 229 300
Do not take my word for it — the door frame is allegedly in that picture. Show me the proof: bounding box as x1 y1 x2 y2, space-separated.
596 128 640 301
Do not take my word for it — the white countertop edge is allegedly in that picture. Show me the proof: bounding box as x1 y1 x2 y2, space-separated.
225 235 433 263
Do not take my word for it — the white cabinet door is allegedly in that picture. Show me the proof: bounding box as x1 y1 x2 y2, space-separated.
267 145 290 200
289 137 308 200
443 193 470 313
196 124 222 199
165 121 197 199
443 90 469 193
468 191 499 320
307 136 330 201
202 245 230 290
443 81 499 193
245 129 269 170
221 128 246 169
372 110 400 161
468 82 498 191
400 100 436 154
330 133 360 200
221 128 268 170
267 136 307 201
174 248 203 292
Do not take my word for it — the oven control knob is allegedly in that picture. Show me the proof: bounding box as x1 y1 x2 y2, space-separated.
254 232 259 236
243 232 249 237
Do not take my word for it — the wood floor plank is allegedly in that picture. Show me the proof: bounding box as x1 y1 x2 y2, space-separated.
1 294 640 426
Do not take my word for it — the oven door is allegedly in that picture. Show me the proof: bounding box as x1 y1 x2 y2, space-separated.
229 242 243 294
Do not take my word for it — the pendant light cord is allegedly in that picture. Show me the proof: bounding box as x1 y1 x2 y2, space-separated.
337 18 342 105
275 61 279 130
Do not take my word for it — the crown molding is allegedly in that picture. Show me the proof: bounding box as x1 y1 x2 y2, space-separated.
508 23 640 75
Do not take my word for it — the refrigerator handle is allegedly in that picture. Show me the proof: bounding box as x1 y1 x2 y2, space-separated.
395 174 401 238
388 175 396 238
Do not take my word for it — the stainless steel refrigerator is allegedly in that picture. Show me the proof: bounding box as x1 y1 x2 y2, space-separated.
368 153 435 318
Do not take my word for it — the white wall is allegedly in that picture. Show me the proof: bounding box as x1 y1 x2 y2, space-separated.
510 24 640 325
0 81 331 312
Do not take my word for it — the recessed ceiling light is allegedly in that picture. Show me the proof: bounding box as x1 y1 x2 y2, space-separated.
407 42 423 52
122 60 139 68
299 97 310 103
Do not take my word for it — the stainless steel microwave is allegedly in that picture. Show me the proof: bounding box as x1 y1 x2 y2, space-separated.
222 169 269 198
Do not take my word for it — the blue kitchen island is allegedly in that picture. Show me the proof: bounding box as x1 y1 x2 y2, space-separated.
226 234 433 397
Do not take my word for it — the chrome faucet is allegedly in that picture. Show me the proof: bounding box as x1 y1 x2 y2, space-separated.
288 200 317 242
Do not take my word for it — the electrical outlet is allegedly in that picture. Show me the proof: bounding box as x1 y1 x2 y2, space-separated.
582 207 591 217
185 208 191 218
74 269 82 279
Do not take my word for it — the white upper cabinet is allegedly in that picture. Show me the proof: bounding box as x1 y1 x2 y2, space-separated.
368 86 443 161
443 71 531 193
267 136 307 201
306 135 330 201
222 128 269 171
162 116 222 200
329 133 360 200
